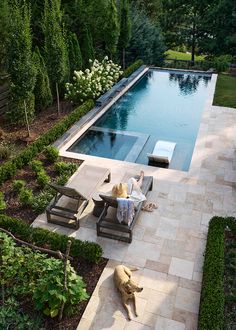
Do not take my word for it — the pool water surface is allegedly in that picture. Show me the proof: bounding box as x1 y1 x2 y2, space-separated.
68 69 212 171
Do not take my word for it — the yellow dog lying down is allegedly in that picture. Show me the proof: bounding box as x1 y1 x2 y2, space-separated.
113 265 143 320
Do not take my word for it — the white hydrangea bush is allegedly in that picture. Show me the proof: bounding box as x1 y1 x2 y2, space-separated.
65 56 123 103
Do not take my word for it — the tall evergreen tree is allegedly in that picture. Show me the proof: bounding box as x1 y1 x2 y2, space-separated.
7 0 36 124
126 4 165 66
0 0 9 73
104 0 120 58
80 25 95 68
43 0 69 115
118 0 131 69
68 32 83 78
33 47 53 111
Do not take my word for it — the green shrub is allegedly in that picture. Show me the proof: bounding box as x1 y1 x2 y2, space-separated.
0 145 10 160
19 188 33 206
12 179 26 193
0 297 42 330
56 173 69 186
0 192 6 211
55 161 77 176
36 170 50 188
43 145 59 163
198 216 236 330
30 160 43 173
32 190 54 213
123 59 144 78
0 100 94 185
33 261 89 317
0 214 103 263
213 55 232 73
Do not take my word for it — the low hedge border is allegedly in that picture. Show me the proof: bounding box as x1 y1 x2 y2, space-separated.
0 99 94 185
123 59 144 78
198 216 236 330
0 214 102 263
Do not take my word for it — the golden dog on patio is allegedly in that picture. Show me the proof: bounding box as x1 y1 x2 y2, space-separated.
113 265 143 320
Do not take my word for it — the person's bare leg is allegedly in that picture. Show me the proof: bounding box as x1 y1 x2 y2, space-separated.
136 170 144 188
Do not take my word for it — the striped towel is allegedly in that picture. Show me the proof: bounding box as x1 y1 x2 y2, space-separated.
116 198 135 226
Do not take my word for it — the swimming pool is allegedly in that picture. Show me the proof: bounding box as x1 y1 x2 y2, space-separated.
68 69 212 171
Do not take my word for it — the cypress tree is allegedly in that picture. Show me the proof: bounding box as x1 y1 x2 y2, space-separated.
80 25 95 68
7 0 36 124
43 0 69 115
68 32 83 79
104 0 119 58
118 0 131 69
33 47 53 111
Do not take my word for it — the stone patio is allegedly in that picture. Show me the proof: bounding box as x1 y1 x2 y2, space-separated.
33 73 236 329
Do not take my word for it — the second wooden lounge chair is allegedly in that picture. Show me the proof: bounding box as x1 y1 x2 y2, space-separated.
96 175 153 243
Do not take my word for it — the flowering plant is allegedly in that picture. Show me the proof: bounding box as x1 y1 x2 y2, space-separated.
65 56 123 103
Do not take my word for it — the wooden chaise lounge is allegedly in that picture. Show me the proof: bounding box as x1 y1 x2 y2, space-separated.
46 164 111 229
96 175 153 243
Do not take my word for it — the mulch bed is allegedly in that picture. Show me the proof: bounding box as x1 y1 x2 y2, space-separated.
224 229 236 329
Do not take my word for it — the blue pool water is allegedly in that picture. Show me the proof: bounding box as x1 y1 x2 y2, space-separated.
69 69 212 171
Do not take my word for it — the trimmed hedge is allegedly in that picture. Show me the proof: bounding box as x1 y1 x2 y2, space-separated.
123 59 144 78
0 99 94 185
0 214 102 263
198 216 236 330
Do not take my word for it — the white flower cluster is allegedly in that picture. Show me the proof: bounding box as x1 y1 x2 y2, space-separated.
65 57 123 103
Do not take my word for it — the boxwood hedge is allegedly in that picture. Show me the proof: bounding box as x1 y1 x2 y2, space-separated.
0 214 102 263
198 216 236 330
0 99 94 185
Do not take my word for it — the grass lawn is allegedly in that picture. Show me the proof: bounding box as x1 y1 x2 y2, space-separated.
165 50 205 61
213 74 236 108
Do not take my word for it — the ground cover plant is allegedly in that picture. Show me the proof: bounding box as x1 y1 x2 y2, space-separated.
198 216 236 330
213 74 236 109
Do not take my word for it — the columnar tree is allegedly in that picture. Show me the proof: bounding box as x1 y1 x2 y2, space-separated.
118 0 131 69
67 32 83 79
0 0 9 73
103 0 120 58
80 25 95 68
7 0 36 125
43 0 69 115
33 47 53 111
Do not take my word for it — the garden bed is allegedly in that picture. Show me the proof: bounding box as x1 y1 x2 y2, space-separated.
20 256 108 330
2 153 82 223
0 100 73 164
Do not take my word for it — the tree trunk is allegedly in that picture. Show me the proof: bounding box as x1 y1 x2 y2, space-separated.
122 48 126 70
24 100 31 137
56 82 60 116
191 17 196 64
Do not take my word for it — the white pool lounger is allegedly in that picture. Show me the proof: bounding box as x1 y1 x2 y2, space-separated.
147 140 176 165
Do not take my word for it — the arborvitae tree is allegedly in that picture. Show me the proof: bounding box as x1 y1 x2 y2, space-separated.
118 0 131 69
0 0 9 73
104 0 119 58
80 25 95 68
43 0 69 115
33 47 53 111
68 32 83 79
7 1 36 124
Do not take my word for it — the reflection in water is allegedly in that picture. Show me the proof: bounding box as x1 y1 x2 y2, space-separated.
169 73 211 96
